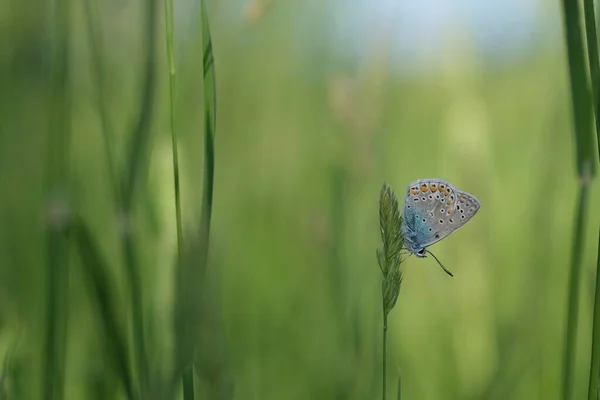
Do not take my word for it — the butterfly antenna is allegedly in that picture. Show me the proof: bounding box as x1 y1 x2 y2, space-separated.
425 250 454 277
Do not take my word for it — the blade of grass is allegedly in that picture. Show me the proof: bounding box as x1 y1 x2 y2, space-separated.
566 180 593 400
170 0 217 397
70 217 136 400
43 0 72 397
562 180 591 400
561 0 597 398
589 228 600 400
83 0 118 200
162 0 188 397
187 0 218 395
118 0 158 394
583 0 600 159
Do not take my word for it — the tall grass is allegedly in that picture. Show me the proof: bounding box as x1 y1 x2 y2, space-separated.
589 228 600 400
3 1 600 399
43 0 72 397
561 0 598 399
161 0 190 397
377 184 404 400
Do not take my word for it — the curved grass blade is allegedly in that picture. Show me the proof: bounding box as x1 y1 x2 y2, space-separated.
171 0 219 398
43 0 72 397
70 217 136 400
583 0 600 160
82 0 118 201
561 0 597 398
588 228 600 400
117 0 159 394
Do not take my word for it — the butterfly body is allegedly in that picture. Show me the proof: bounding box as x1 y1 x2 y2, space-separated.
401 179 480 258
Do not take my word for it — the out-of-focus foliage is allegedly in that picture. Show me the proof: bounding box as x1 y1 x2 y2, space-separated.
0 0 599 399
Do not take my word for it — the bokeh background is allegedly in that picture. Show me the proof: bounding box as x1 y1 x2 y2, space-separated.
1 0 600 399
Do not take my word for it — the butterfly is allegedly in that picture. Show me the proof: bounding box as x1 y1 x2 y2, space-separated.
401 178 481 277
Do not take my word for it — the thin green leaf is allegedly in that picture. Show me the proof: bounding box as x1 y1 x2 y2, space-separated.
71 217 136 400
562 184 591 400
583 0 600 161
43 0 72 397
562 0 596 178
588 227 600 400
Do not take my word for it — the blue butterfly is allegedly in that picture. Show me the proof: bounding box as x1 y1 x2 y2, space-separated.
401 179 481 276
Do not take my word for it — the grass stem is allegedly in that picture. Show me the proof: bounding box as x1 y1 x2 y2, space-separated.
162 0 189 397
562 183 590 400
382 307 388 400
588 228 600 400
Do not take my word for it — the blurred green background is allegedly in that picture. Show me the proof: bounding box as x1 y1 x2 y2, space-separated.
1 0 600 399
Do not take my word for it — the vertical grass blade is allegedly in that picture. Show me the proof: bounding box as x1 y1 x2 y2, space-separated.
170 0 217 397
70 217 136 400
162 0 188 397
120 0 159 210
562 0 597 178
563 186 590 400
43 0 72 397
583 0 600 159
589 228 600 400
184 0 218 396
83 0 118 200
117 0 158 395
200 0 217 240
382 310 387 400
561 0 597 398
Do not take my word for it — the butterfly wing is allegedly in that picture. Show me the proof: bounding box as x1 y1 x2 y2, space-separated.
402 179 480 249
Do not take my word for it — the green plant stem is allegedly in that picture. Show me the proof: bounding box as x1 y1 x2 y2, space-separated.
83 0 118 200
588 227 600 400
562 183 590 400
43 0 71 397
382 308 387 400
583 0 600 160
182 367 194 400
71 217 136 400
162 0 190 397
118 0 158 394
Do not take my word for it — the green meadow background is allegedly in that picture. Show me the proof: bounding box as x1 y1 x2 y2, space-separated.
1 0 600 399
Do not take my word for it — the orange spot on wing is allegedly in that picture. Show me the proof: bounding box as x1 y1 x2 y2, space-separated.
430 184 438 192
446 199 452 205
420 184 428 192
447 208 453 215
410 188 418 195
